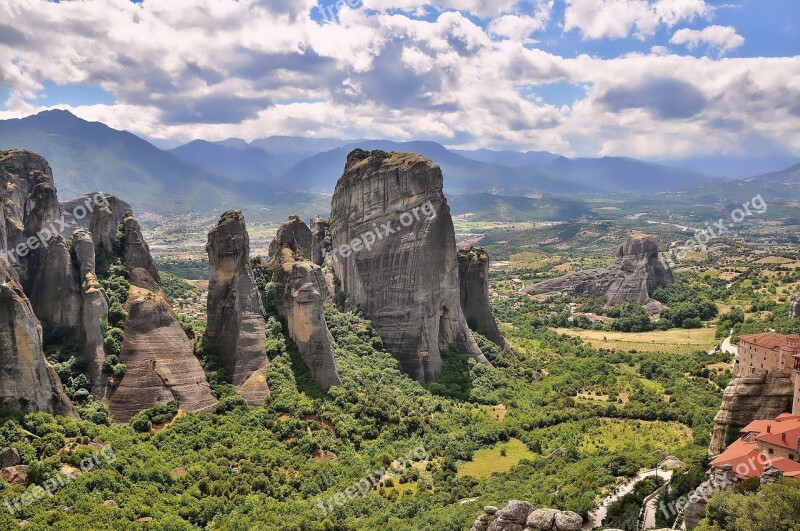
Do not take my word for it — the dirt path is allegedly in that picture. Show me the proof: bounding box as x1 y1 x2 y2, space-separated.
584 468 673 530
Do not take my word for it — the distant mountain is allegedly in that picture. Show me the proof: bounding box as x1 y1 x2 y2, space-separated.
250 136 357 175
681 162 800 203
0 110 323 220
283 140 572 193
170 140 279 184
453 148 559 168
534 156 711 193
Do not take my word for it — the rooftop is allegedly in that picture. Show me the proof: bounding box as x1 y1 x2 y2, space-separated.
740 333 800 351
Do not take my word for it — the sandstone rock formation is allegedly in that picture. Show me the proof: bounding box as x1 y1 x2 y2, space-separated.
0 151 77 418
310 215 330 266
791 294 799 319
107 269 217 422
471 501 583 531
121 213 160 283
525 232 673 314
458 247 511 352
709 368 794 455
0 150 54 254
206 211 270 405
72 229 109 397
683 464 736 530
270 218 342 390
268 216 312 261
330 149 490 383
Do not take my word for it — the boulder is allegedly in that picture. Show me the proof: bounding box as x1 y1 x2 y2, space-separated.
709 368 794 454
526 508 558 530
552 511 582 531
525 232 673 315
458 247 511 352
1 465 30 486
330 149 490 383
107 269 217 422
270 222 342 390
0 447 21 468
205 211 270 405
760 466 784 485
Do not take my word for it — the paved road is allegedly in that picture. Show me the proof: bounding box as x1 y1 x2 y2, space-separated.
708 331 738 356
584 469 673 530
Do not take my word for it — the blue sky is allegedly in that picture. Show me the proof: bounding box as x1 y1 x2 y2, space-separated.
0 0 798 162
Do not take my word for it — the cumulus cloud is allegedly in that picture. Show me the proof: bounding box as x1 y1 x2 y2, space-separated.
670 25 745 55
0 0 796 161
564 0 712 40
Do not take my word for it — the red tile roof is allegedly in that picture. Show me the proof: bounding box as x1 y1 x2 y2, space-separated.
740 333 795 350
770 457 800 477
712 414 800 479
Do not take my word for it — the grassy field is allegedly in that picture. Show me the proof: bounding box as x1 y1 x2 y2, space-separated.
552 327 717 354
578 419 693 455
457 438 537 479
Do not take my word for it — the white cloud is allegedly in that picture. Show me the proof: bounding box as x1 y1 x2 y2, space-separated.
488 1 553 42
670 25 745 55
0 0 796 161
564 0 712 40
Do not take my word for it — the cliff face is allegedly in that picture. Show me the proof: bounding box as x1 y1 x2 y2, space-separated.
310 215 330 266
458 247 510 353
121 213 160 283
0 158 76 417
206 211 270 405
268 216 312 261
270 218 342 390
525 232 673 314
108 269 217 422
791 295 799 319
709 368 794 455
330 149 490 383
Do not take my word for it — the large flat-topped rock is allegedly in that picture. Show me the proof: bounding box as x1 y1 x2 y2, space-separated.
330 149 490 383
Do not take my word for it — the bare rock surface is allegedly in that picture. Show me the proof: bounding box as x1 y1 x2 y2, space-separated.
121 213 160 283
330 149 489 383
270 218 341 390
108 269 217 422
525 232 673 314
458 247 510 352
791 294 799 319
471 501 584 531
206 211 270 405
310 215 330 266
268 215 312 260
709 368 794 454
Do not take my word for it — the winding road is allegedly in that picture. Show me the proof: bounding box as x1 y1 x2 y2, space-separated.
583 468 674 531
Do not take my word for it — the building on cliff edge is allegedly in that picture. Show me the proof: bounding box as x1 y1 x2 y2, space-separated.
736 333 800 414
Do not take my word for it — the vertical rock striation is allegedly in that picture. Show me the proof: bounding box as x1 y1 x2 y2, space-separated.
270 218 342 390
458 247 511 353
330 149 490 383
121 213 160 283
268 216 312 261
708 368 794 455
206 211 270 405
791 295 799 319
310 215 330 266
107 269 217 422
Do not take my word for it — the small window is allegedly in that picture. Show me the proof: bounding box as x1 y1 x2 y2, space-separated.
768 449 774 455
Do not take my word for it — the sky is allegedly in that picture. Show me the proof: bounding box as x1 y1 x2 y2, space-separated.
0 0 798 160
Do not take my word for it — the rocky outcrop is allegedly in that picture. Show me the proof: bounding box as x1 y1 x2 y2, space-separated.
791 295 799 319
330 149 490 383
206 211 270 405
72 229 109 397
683 464 736 530
471 501 583 531
709 368 794 454
0 150 54 254
270 218 341 390
525 232 673 314
268 216 312 261
121 213 159 283
458 247 510 352
107 269 217 422
310 215 330 266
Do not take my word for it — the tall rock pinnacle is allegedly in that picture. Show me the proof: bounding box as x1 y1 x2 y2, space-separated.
330 149 490 383
457 248 511 353
205 211 270 405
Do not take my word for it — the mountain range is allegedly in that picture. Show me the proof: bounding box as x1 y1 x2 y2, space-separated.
0 110 797 221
